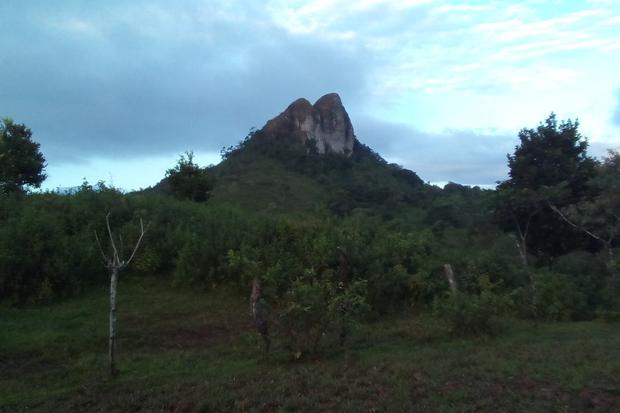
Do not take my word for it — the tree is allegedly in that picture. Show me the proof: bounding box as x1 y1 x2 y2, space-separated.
95 213 149 377
496 113 597 263
165 151 213 202
549 150 620 302
0 118 47 194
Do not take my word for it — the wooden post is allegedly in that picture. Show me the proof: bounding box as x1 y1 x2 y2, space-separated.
109 268 118 376
250 276 270 353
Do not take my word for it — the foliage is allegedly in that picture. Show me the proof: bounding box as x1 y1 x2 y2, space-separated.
434 274 513 336
2 114 619 333
553 251 609 309
530 271 588 321
277 276 368 358
165 151 214 202
278 276 333 357
496 113 597 261
560 150 620 238
211 129 428 216
0 118 46 194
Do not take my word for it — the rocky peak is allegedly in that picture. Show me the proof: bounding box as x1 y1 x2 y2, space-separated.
262 93 355 156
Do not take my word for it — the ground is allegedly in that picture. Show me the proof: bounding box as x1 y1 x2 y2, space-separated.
2 278 619 412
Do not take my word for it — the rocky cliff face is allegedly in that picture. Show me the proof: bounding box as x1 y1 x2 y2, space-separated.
261 93 355 156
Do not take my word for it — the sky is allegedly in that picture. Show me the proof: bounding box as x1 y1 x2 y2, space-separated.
1 0 619 190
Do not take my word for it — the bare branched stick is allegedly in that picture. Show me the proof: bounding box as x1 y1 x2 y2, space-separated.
549 202 617 301
95 212 149 377
126 218 149 266
119 234 124 264
548 203 605 244
94 230 110 265
105 213 120 263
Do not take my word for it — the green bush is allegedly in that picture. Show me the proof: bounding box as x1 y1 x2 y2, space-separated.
554 251 608 309
532 271 588 321
278 276 333 358
276 275 368 359
0 199 101 303
434 275 513 336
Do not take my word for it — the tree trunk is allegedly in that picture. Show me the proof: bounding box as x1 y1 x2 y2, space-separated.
109 268 118 377
443 264 458 293
516 238 528 267
515 238 537 319
608 246 616 302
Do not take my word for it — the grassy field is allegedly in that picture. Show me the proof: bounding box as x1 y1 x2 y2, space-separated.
2 278 619 412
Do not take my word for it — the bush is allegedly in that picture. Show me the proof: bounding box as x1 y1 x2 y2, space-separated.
0 195 102 303
531 271 588 321
276 275 368 359
554 251 608 309
434 275 512 336
278 276 333 358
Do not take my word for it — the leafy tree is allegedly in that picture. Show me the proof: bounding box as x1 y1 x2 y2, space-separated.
0 118 46 194
549 150 620 302
496 113 597 263
165 151 213 202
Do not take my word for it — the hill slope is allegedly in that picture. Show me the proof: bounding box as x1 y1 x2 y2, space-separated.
170 93 428 215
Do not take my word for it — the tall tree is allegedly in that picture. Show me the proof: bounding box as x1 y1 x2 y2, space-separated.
496 113 597 263
0 118 47 194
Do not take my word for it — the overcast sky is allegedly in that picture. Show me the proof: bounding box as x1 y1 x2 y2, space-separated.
1 0 619 189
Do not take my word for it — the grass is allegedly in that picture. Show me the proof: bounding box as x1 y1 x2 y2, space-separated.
2 278 619 412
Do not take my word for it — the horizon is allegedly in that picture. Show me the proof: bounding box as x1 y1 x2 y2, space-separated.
2 0 619 191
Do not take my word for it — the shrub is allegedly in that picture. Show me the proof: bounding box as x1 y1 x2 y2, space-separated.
276 275 368 359
554 251 608 309
434 274 512 336
532 271 588 321
278 276 332 358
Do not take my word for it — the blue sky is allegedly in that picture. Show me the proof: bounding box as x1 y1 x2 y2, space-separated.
1 0 619 189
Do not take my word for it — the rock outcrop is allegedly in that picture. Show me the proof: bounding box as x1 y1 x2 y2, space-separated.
261 93 355 156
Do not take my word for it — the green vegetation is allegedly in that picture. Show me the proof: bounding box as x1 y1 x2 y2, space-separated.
1 114 619 411
165 151 214 202
0 118 46 194
2 280 619 412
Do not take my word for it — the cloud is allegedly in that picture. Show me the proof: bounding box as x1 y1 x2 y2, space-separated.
0 1 369 162
355 117 516 185
1 0 619 190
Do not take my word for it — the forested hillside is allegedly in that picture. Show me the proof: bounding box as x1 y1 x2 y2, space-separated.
1 106 619 411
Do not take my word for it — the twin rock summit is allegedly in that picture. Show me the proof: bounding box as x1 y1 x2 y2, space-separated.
260 93 355 156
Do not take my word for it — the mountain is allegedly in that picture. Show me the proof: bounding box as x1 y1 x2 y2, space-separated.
262 93 355 156
157 93 429 215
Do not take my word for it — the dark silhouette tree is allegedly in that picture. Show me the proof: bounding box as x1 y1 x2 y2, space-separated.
0 118 46 194
496 113 597 264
